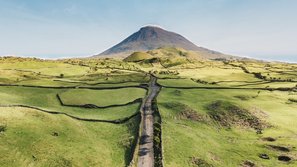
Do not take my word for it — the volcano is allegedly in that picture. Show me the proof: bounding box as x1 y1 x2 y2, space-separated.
94 26 228 59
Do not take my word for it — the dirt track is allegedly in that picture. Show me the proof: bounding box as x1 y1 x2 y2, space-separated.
137 76 160 167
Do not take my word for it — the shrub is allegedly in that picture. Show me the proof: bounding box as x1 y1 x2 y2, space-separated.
0 124 7 133
288 98 297 103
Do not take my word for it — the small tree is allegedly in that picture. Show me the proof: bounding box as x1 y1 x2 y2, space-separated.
59 74 64 78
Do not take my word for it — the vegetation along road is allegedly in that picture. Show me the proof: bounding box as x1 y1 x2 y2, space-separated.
137 76 161 167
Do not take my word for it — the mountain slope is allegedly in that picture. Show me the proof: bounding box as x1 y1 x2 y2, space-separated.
93 26 229 59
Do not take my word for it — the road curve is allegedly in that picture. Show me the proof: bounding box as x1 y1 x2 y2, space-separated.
137 76 160 167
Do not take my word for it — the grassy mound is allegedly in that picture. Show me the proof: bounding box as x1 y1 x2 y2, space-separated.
206 100 265 130
123 52 152 62
162 102 206 122
123 48 194 67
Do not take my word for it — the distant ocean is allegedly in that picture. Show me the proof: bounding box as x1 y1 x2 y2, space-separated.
2 54 90 60
244 55 297 63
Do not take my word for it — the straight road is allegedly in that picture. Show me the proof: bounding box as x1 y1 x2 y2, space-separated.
137 76 160 167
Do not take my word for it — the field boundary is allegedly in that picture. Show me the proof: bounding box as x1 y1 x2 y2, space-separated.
56 94 143 109
159 85 296 91
0 84 148 91
53 79 149 86
0 104 139 124
63 62 146 73
152 88 164 167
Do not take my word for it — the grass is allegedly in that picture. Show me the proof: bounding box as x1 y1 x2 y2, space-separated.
158 78 219 87
158 77 296 89
158 88 297 167
0 57 150 87
0 59 89 76
0 56 296 166
0 107 139 167
177 66 257 82
0 86 141 120
73 71 149 84
58 88 146 107
124 52 152 62
17 79 81 87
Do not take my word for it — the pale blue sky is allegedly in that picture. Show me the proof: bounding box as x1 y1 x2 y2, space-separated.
0 0 297 62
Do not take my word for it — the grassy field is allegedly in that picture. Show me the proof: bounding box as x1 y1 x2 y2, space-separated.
0 58 89 76
0 55 296 166
0 107 139 167
0 57 149 167
58 88 146 107
0 57 149 87
158 78 297 89
158 78 219 87
158 88 297 167
0 86 142 120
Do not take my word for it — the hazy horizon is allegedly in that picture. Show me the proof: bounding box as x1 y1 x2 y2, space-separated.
1 0 297 62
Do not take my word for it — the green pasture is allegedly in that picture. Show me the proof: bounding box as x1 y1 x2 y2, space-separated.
59 87 146 106
0 107 139 167
0 86 141 120
158 88 297 167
